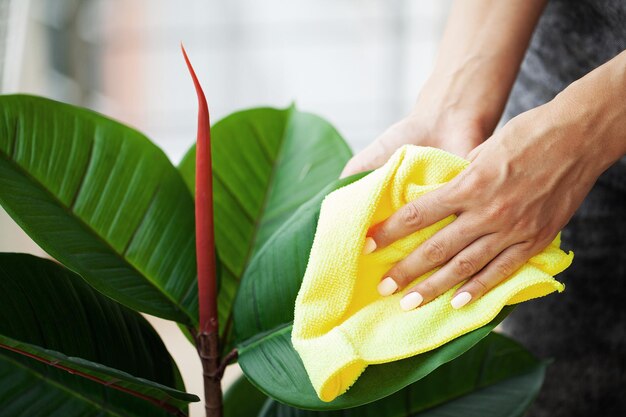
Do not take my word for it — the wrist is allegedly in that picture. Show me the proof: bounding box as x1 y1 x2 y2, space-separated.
501 96 613 188
405 103 487 156
549 82 625 176
549 51 626 173
416 57 510 136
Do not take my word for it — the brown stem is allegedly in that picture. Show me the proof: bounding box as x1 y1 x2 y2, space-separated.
215 348 238 380
197 331 222 417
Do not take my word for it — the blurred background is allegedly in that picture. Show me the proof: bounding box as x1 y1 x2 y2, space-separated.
0 0 451 414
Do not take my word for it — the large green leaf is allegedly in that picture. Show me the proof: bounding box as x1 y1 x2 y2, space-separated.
232 173 518 409
0 253 199 416
409 364 545 417
221 334 545 417
258 335 545 416
237 310 512 410
178 106 352 349
232 173 366 345
0 94 198 325
0 355 166 417
223 373 269 417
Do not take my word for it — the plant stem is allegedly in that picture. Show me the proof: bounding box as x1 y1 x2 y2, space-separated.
182 44 222 417
215 348 239 379
198 332 222 417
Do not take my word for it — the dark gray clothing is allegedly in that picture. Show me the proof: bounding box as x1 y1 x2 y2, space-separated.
501 1 626 416
503 0 626 124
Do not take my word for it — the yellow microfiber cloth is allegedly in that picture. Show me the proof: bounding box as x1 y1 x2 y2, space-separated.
291 144 573 402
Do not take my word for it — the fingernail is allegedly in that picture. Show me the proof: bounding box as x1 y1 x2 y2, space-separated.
451 292 472 309
377 277 398 296
400 291 423 311
362 237 377 255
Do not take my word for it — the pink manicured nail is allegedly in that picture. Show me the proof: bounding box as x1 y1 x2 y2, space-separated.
451 292 472 309
362 237 377 255
400 291 423 311
377 277 398 296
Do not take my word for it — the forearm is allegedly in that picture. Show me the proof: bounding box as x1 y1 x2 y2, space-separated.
419 0 547 136
546 49 626 174
340 0 549 176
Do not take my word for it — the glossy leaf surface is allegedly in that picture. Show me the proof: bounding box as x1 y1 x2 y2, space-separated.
0 95 198 325
179 106 352 348
258 335 545 416
223 373 269 417
0 253 198 416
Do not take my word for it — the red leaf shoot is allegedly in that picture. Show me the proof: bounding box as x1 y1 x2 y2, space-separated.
181 44 218 335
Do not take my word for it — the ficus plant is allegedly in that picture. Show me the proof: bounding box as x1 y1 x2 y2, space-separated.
0 49 548 417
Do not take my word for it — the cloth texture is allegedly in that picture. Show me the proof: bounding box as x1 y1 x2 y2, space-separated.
292 145 573 402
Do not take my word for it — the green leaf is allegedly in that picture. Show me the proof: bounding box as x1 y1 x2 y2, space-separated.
178 106 352 349
410 363 545 417
232 173 367 345
232 173 518 409
0 356 164 417
0 253 199 416
0 94 198 325
220 337 545 417
224 374 269 417
257 334 546 417
237 310 511 410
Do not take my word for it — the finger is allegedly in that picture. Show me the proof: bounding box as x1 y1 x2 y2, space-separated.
466 141 486 162
340 140 394 178
340 118 427 178
397 234 509 310
377 214 481 295
369 185 457 250
449 243 530 309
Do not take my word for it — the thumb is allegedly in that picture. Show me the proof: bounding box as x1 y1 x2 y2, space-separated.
466 139 487 162
340 139 395 178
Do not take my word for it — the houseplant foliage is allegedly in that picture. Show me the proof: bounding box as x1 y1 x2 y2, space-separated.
0 253 196 417
0 60 547 416
225 333 547 417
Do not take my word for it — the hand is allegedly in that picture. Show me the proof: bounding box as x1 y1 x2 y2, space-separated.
340 0 549 179
367 100 607 311
340 100 488 179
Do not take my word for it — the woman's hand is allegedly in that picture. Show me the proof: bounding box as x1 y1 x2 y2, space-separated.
368 96 614 311
340 109 485 179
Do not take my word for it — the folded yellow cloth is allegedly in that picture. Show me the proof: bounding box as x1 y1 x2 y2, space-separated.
291 145 573 402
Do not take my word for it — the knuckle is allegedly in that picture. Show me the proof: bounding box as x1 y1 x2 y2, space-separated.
454 257 477 277
454 221 471 238
511 216 529 232
513 216 543 236
401 201 424 228
495 255 517 277
447 176 471 201
423 240 446 264
481 242 494 256
417 280 438 298
388 265 409 286
372 224 390 246
463 168 488 191
471 276 488 292
535 226 557 247
488 201 511 220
